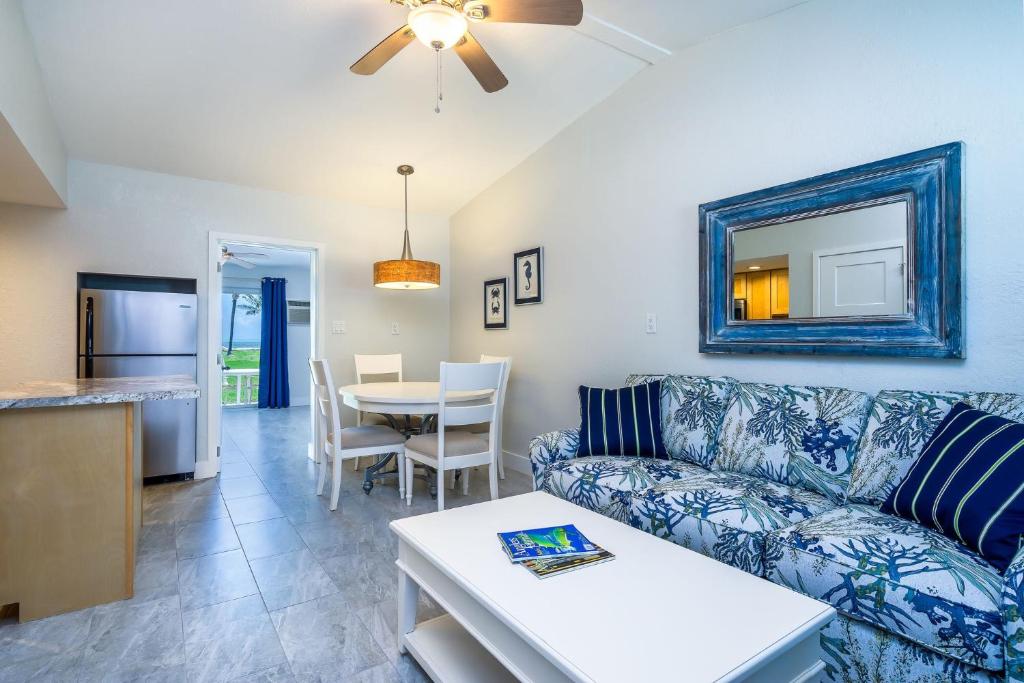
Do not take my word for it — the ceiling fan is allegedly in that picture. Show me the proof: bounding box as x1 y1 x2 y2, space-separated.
220 246 268 270
350 0 584 97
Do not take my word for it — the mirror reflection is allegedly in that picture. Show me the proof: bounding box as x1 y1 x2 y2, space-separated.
731 201 909 321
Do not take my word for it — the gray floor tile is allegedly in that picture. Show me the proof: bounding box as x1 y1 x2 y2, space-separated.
176 516 241 559
227 494 286 525
179 549 259 611
356 597 443 666
138 522 177 554
0 649 84 681
250 549 339 611
221 460 258 479
183 595 288 683
319 550 397 609
345 662 403 683
220 475 269 500
134 548 179 593
237 517 306 561
230 662 296 682
271 593 387 680
79 595 185 678
0 608 94 664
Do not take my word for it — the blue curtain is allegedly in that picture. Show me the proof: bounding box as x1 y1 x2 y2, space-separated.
258 277 290 409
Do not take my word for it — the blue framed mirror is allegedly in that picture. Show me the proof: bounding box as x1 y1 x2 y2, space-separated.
699 142 964 358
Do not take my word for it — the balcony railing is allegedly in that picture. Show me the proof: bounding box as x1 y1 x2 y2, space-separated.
223 368 259 406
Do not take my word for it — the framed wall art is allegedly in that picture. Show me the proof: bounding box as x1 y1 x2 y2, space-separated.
513 247 542 305
484 277 508 329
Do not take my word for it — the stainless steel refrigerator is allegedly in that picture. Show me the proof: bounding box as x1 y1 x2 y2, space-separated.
78 287 198 480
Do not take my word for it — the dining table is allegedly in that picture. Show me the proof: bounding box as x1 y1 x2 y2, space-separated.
337 381 493 494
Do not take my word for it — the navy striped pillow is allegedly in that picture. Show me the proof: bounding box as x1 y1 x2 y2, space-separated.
881 402 1024 572
578 382 668 459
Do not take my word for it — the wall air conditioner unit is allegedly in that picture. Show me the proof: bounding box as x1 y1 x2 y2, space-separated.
287 300 310 325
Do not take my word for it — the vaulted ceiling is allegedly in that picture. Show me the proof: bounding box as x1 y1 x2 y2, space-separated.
22 0 804 215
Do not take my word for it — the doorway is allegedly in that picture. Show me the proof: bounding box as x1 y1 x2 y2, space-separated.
206 233 324 477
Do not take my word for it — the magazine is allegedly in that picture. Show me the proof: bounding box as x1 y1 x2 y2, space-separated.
497 524 598 562
522 548 615 579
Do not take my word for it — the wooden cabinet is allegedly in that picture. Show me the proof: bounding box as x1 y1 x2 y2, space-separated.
733 268 789 320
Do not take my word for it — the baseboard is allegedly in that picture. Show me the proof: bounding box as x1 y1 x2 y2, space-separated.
502 449 531 476
194 458 219 480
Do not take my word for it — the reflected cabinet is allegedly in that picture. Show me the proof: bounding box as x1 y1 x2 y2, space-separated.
699 143 964 357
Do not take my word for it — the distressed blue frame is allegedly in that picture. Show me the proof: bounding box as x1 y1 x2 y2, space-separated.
699 142 964 358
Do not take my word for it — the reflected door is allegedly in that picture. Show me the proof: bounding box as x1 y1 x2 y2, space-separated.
814 244 906 317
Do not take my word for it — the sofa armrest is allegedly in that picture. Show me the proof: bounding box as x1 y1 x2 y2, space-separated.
528 428 580 491
1003 546 1024 681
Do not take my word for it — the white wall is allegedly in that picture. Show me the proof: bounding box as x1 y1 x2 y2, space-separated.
222 261 313 407
0 0 66 206
449 0 1024 462
0 160 450 468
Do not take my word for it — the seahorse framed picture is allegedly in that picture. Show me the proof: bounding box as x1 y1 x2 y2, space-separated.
484 277 508 330
513 247 542 305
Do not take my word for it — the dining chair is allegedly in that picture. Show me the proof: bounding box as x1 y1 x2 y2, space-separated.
309 358 406 510
404 361 504 512
352 353 417 469
449 355 511 493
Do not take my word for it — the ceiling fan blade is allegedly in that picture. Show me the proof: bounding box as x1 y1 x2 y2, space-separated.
230 258 256 270
454 33 508 93
231 252 267 258
350 25 415 75
465 0 583 25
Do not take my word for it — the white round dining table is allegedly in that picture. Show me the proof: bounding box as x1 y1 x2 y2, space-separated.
337 381 493 494
337 381 492 417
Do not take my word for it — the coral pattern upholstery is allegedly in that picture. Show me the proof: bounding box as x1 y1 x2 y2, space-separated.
527 374 1024 683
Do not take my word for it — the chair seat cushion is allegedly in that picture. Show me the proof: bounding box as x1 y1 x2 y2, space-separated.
329 425 405 449
629 470 835 576
542 456 706 520
406 431 488 458
765 504 1004 672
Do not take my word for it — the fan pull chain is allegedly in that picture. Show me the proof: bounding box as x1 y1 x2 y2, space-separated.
434 47 443 114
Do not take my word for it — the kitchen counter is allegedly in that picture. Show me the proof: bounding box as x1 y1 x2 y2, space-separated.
0 374 200 622
0 374 199 409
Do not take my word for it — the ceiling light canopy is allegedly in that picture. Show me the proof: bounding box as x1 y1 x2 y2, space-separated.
373 165 441 290
408 4 468 50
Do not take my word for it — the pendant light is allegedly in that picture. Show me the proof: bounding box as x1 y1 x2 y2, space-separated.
373 165 441 290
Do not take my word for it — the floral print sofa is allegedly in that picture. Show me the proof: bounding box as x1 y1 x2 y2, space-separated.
529 375 1024 683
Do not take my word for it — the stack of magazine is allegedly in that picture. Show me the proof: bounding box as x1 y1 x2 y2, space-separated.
497 524 614 579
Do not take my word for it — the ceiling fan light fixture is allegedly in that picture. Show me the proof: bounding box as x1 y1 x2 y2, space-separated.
408 4 468 50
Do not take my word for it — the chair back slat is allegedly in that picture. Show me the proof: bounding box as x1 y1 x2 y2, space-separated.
444 403 497 426
308 358 342 444
479 355 511 454
354 353 403 382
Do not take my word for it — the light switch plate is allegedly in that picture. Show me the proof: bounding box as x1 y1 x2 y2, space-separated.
646 313 657 334
391 322 400 335
332 320 346 334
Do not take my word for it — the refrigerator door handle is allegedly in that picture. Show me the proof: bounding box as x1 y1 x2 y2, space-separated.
84 296 95 378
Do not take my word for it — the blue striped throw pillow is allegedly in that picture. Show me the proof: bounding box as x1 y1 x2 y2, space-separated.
881 402 1024 572
578 382 668 459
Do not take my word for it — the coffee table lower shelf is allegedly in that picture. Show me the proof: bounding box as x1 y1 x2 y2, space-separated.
402 614 518 683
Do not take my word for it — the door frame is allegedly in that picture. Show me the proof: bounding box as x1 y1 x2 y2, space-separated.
201 231 326 478
812 239 906 318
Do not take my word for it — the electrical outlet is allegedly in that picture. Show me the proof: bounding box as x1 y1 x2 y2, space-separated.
645 313 657 334
391 322 400 335
332 320 346 334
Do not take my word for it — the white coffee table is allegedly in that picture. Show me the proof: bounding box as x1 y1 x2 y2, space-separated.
390 491 834 683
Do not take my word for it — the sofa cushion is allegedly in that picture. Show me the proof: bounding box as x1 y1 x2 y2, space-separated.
765 504 1005 672
848 391 1024 507
627 374 736 468
712 382 871 502
578 382 667 458
629 470 835 576
881 402 1024 573
542 456 704 520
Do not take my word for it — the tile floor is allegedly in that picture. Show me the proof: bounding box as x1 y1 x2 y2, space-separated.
0 406 532 682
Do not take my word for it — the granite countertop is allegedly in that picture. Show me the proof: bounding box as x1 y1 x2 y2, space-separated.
0 375 200 410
